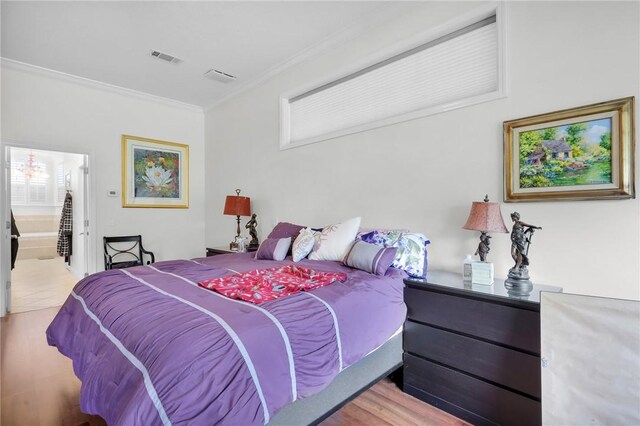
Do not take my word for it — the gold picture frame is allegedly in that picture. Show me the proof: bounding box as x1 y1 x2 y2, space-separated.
122 135 189 208
504 97 635 202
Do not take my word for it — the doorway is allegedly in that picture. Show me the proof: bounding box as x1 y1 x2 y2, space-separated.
6 147 89 314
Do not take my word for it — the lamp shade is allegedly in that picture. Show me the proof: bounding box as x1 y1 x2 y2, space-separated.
462 197 508 233
223 195 251 216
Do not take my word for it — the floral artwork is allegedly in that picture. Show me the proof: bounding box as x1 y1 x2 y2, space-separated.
134 148 180 198
122 135 189 208
518 118 612 188
504 97 635 202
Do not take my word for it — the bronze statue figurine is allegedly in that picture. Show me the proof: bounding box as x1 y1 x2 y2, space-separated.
245 213 259 249
508 212 542 281
475 234 491 262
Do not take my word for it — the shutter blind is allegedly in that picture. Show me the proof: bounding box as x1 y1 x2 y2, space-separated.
288 16 498 144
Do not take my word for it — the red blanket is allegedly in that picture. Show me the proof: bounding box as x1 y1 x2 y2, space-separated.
198 265 347 304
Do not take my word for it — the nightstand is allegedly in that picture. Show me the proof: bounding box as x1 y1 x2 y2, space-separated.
403 271 562 426
206 246 257 257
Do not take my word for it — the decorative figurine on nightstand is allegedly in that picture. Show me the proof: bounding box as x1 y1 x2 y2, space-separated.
507 212 542 281
245 213 259 250
475 234 491 262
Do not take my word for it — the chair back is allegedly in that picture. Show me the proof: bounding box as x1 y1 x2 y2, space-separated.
103 235 154 270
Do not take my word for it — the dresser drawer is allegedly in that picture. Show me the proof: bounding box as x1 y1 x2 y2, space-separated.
405 287 540 354
404 321 540 398
404 353 540 426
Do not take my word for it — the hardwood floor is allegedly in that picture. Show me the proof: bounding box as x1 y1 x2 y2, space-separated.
1 307 106 426
321 379 469 426
1 306 467 426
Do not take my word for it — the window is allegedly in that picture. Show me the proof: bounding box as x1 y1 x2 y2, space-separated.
281 11 503 148
10 162 26 204
28 161 48 204
56 163 66 204
10 159 49 205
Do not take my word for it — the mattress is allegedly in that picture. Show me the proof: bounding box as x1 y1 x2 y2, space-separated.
46 252 407 425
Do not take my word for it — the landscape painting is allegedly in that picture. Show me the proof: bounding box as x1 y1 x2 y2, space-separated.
504 97 635 202
518 118 612 188
122 135 189 208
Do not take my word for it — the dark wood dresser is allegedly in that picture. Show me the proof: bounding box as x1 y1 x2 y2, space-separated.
403 270 562 426
206 246 257 257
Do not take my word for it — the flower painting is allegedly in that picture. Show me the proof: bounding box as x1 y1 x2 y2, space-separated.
504 97 635 202
122 135 189 208
134 148 180 198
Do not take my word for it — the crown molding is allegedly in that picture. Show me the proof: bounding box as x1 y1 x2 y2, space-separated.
203 2 421 113
1 58 204 113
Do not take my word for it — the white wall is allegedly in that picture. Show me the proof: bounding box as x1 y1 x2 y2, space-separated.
2 65 206 274
204 1 640 300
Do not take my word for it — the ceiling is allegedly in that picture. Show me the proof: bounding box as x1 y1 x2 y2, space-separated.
1 1 406 108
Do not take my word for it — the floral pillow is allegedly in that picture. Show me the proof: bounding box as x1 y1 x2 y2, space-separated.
292 228 316 262
392 233 430 278
357 230 404 247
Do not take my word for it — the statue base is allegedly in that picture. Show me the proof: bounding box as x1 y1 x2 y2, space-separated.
508 265 530 281
504 277 534 298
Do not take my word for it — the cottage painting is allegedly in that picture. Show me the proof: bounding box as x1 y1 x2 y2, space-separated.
519 118 612 188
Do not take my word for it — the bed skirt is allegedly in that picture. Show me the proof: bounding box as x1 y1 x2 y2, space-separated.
269 332 403 425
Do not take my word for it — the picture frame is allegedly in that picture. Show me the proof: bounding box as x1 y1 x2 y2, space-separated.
122 135 189 208
504 97 635 202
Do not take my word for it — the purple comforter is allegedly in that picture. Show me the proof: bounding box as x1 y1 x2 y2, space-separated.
46 252 406 425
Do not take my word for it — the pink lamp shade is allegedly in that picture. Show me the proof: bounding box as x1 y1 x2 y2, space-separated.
223 194 251 216
462 195 508 233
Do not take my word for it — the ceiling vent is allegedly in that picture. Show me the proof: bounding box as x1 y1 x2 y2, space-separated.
204 69 236 84
149 49 182 65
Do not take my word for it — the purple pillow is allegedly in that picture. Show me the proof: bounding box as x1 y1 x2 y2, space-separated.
267 222 305 255
267 222 305 240
255 237 292 261
342 240 398 276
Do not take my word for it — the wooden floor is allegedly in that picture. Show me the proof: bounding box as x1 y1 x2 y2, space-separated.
1 306 467 426
0 307 106 426
321 379 469 426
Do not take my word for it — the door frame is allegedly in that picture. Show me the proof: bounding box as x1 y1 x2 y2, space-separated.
0 140 96 317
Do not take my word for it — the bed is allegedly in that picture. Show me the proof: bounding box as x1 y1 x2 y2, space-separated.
46 251 407 425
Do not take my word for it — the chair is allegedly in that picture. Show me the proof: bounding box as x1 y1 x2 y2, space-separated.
103 235 155 270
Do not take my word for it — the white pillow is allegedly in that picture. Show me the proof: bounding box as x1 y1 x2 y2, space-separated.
308 217 362 262
292 228 316 262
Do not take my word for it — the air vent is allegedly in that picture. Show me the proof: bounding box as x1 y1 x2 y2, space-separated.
149 49 182 65
204 69 236 84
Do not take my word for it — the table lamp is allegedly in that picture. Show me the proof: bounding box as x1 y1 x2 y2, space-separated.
462 195 508 284
223 189 251 250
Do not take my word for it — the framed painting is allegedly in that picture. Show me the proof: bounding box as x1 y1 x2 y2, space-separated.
122 135 189 208
504 97 635 202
